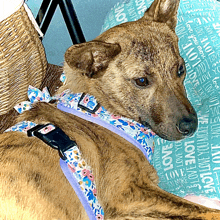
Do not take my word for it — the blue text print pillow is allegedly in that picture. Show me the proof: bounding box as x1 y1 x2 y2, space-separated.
101 0 220 199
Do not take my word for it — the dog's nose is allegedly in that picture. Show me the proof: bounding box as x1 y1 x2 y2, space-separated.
177 114 198 137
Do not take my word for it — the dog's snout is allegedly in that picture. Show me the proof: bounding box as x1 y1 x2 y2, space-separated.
177 114 198 137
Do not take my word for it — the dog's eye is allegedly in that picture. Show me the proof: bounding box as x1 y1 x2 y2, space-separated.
178 65 185 77
134 77 149 87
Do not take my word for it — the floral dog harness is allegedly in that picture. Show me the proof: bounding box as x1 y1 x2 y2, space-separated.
5 77 155 219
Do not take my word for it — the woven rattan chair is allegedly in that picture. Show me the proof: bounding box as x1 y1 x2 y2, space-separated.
0 5 63 133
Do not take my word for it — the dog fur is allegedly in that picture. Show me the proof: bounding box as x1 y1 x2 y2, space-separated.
0 0 220 219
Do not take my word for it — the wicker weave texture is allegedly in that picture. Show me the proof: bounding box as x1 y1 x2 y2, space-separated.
0 64 63 134
0 5 47 115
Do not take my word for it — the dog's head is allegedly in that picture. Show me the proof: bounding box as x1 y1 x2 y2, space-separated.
60 0 198 141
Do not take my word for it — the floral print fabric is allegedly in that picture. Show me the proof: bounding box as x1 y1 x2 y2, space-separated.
64 146 104 219
5 121 37 133
14 85 52 114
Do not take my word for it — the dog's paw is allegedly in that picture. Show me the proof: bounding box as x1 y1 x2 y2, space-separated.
16 102 57 124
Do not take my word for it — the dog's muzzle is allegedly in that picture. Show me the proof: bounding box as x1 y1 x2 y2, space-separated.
140 112 198 140
177 113 198 137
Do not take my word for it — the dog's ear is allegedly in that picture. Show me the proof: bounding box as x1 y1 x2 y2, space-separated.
65 41 121 78
144 0 180 30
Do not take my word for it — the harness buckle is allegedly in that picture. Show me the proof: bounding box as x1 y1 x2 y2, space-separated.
78 93 100 114
27 123 76 160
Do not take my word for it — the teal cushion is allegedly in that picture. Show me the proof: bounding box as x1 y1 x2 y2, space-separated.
101 0 220 199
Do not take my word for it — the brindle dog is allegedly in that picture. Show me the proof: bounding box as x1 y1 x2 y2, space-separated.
1 0 220 219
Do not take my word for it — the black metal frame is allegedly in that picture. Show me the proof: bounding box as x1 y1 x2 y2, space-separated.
36 0 85 44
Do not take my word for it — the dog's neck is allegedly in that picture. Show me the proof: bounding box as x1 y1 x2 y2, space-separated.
59 62 132 118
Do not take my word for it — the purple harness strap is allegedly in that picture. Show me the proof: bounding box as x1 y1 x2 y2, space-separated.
58 103 152 162
60 159 97 220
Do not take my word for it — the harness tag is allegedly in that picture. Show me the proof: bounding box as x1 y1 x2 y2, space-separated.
27 123 76 160
78 93 100 114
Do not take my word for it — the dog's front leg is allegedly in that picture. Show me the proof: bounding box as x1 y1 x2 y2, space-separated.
102 181 220 219
92 140 220 220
